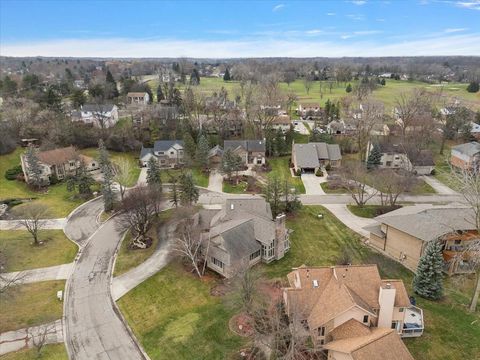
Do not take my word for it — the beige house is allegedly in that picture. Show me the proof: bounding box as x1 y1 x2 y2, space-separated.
127 92 150 105
139 140 184 168
283 264 423 354
298 102 321 118
199 198 290 278
21 146 98 185
450 141 480 171
292 141 342 173
223 140 266 166
365 206 478 275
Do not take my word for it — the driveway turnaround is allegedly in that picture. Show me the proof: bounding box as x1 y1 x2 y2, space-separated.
64 217 147 360
64 197 103 246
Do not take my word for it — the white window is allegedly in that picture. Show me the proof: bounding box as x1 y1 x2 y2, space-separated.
211 257 224 269
250 249 261 261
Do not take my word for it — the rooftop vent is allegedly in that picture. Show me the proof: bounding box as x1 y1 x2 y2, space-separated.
313 280 319 288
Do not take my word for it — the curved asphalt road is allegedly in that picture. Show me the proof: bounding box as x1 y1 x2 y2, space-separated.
63 198 146 360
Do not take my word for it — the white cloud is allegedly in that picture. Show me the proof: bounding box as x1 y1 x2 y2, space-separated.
272 4 285 12
305 29 324 35
1 34 479 58
444 27 467 33
327 12 336 15
376 18 386 22
353 30 382 35
455 1 480 10
349 0 367 5
346 13 365 20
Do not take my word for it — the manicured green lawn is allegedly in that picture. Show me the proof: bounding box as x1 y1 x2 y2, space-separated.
346 205 401 218
117 263 246 360
190 168 209 187
263 205 480 360
222 180 248 194
411 179 436 194
0 280 65 333
0 148 86 217
0 344 68 360
267 156 305 194
0 230 77 272
114 210 173 276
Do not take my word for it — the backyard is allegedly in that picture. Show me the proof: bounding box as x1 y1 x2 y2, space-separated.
0 230 77 272
0 280 65 333
118 205 480 360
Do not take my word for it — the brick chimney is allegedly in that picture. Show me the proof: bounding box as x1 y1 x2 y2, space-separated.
378 283 396 329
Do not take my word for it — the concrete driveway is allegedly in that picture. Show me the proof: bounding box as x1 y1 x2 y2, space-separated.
207 170 224 193
301 174 326 195
422 175 458 195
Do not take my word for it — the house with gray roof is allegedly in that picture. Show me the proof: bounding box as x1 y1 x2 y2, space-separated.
77 104 119 128
364 206 478 275
139 140 184 168
199 197 290 278
450 141 480 171
223 140 266 166
292 141 342 173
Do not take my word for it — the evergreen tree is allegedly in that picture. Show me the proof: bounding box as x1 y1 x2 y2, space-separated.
467 81 479 93
98 140 114 211
179 172 199 205
70 89 86 109
346 83 352 93
190 69 200 86
182 132 196 165
105 70 119 98
223 68 231 81
413 240 444 300
156 84 165 102
221 148 243 181
366 143 382 170
25 145 43 189
146 157 162 188
195 134 210 169
67 160 94 196
170 177 179 208
380 78 386 86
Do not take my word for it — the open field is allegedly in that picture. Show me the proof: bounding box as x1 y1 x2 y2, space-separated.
0 344 68 360
0 230 77 272
267 156 305 194
117 263 246 360
0 280 65 333
148 77 480 112
113 210 173 276
0 148 86 217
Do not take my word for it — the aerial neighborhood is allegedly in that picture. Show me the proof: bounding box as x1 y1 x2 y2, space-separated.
1 2 480 360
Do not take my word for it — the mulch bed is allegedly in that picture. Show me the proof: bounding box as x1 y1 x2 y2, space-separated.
128 237 153 250
229 312 255 337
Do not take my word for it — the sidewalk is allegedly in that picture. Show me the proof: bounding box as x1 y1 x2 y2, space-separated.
422 175 458 195
0 263 73 286
0 320 63 356
111 224 174 300
0 218 66 230
322 204 377 238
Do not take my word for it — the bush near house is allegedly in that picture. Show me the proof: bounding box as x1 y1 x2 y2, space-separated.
4 165 23 180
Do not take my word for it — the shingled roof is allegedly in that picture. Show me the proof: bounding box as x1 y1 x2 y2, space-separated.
35 146 94 166
224 140 266 153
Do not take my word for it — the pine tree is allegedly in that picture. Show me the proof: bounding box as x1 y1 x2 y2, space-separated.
67 160 94 196
146 157 162 188
380 78 386 86
183 132 196 165
98 140 114 211
190 69 200 86
366 144 382 170
467 81 479 93
223 68 231 81
105 70 119 98
179 172 199 206
195 134 210 169
156 83 165 102
170 177 179 208
25 145 43 189
413 240 444 300
346 83 352 93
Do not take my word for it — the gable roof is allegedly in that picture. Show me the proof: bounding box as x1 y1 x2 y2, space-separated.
81 104 116 113
153 140 184 152
375 206 476 242
35 146 79 166
293 143 320 168
127 92 148 97
410 150 434 166
324 328 414 360
284 265 410 329
208 145 223 158
224 140 266 153
452 141 480 157
140 146 153 160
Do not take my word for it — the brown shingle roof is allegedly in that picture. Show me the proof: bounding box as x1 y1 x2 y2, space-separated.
127 92 148 97
325 328 415 360
329 319 372 341
36 146 79 166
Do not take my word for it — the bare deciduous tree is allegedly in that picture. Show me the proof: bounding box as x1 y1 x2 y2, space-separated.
32 323 57 358
372 169 415 207
113 158 134 200
350 99 384 161
172 213 204 278
16 204 50 246
339 162 377 206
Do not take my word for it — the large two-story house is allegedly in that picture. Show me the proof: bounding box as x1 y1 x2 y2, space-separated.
223 140 266 166
450 141 480 172
139 140 184 168
198 197 290 278
127 92 150 105
75 104 119 128
283 265 420 359
21 146 98 185
364 206 478 275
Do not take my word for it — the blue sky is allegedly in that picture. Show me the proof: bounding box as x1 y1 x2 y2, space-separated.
1 0 479 57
